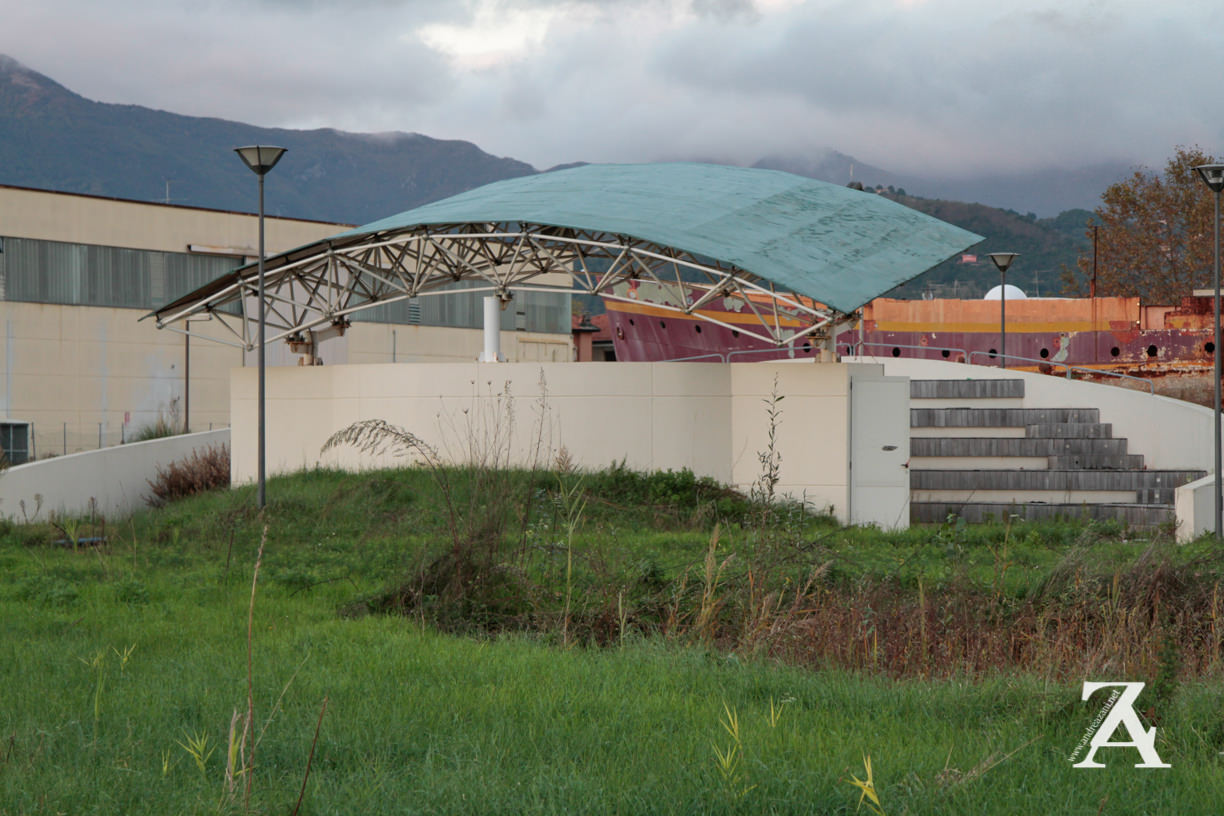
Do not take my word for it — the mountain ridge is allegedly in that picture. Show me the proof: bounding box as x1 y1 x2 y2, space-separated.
0 54 1096 296
754 150 1131 218
0 55 536 224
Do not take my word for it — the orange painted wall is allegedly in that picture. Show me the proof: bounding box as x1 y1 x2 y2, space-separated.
863 297 1141 333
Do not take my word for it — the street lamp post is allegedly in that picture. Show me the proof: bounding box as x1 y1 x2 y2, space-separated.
234 145 287 510
988 252 1019 369
1195 164 1224 540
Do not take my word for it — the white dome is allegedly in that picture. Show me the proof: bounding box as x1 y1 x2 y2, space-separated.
984 284 1027 300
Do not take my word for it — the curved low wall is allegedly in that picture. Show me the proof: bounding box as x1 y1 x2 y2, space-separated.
0 428 229 522
847 356 1220 539
846 356 1215 473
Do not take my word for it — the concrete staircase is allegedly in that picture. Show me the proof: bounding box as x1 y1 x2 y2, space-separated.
908 378 1205 526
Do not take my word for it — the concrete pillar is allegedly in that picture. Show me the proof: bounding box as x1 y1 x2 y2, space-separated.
478 296 504 362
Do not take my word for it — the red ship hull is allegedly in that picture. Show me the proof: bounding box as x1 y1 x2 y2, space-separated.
603 285 1222 405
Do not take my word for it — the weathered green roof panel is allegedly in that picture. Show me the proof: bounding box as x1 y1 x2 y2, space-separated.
341 162 982 313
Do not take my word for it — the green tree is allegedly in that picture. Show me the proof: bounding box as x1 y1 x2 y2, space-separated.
1075 145 1221 304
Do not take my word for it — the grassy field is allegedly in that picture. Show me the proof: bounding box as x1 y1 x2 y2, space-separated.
2 465 1223 814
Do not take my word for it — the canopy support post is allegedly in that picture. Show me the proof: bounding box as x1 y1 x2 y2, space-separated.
478 295 504 363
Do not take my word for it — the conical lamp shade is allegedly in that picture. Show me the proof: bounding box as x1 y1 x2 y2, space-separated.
988 252 1019 273
234 145 287 176
1195 164 1224 194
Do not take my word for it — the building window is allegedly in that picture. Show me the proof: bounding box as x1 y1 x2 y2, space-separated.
0 422 30 466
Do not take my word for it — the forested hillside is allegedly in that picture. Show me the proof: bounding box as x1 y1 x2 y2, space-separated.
881 189 1092 299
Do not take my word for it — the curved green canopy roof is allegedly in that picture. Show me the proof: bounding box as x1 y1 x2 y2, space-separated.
149 162 986 352
340 162 982 313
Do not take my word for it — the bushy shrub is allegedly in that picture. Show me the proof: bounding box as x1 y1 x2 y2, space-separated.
580 462 757 525
586 462 725 507
146 445 230 507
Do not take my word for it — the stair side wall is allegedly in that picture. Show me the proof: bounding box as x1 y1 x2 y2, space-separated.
852 357 1216 473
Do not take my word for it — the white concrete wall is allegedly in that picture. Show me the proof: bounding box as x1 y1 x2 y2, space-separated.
0 428 229 522
727 363 858 515
231 361 902 524
1174 475 1215 542
847 356 1215 473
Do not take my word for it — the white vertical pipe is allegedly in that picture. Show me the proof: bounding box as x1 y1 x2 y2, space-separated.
479 296 502 362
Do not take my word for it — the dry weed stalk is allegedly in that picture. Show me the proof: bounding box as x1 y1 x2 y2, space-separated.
936 735 1039 788
694 525 733 643
243 525 266 810
555 474 587 647
739 562 829 655
290 695 329 816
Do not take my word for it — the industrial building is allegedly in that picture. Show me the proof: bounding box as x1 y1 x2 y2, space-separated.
0 184 572 464
4 163 1214 535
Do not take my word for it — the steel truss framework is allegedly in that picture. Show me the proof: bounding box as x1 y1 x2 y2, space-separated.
150 221 844 350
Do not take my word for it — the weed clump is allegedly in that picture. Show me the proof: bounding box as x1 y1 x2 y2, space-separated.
324 401 546 633
146 445 230 507
130 404 184 442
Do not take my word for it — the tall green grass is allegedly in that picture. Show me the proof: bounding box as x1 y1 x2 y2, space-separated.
3 601 1223 813
2 466 1223 813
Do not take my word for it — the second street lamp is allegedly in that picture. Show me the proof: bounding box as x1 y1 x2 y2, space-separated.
987 252 1019 369
1195 163 1224 540
234 145 287 510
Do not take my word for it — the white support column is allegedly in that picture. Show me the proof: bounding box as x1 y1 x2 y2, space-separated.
478 295 504 362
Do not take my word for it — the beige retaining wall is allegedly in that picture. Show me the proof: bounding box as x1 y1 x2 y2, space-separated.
230 361 911 527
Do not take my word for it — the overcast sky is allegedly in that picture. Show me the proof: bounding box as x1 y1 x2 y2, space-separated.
6 0 1223 177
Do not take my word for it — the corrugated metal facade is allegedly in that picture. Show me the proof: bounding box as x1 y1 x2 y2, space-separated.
0 236 235 309
0 236 569 333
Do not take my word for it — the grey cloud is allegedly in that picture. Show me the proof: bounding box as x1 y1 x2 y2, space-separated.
5 0 1224 182
5 0 456 129
631 1 1224 175
690 0 760 21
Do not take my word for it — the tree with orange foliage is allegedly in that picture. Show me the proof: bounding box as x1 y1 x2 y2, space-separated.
1075 145 1221 304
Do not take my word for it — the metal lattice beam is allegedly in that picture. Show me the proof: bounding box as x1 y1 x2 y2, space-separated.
149 222 843 350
